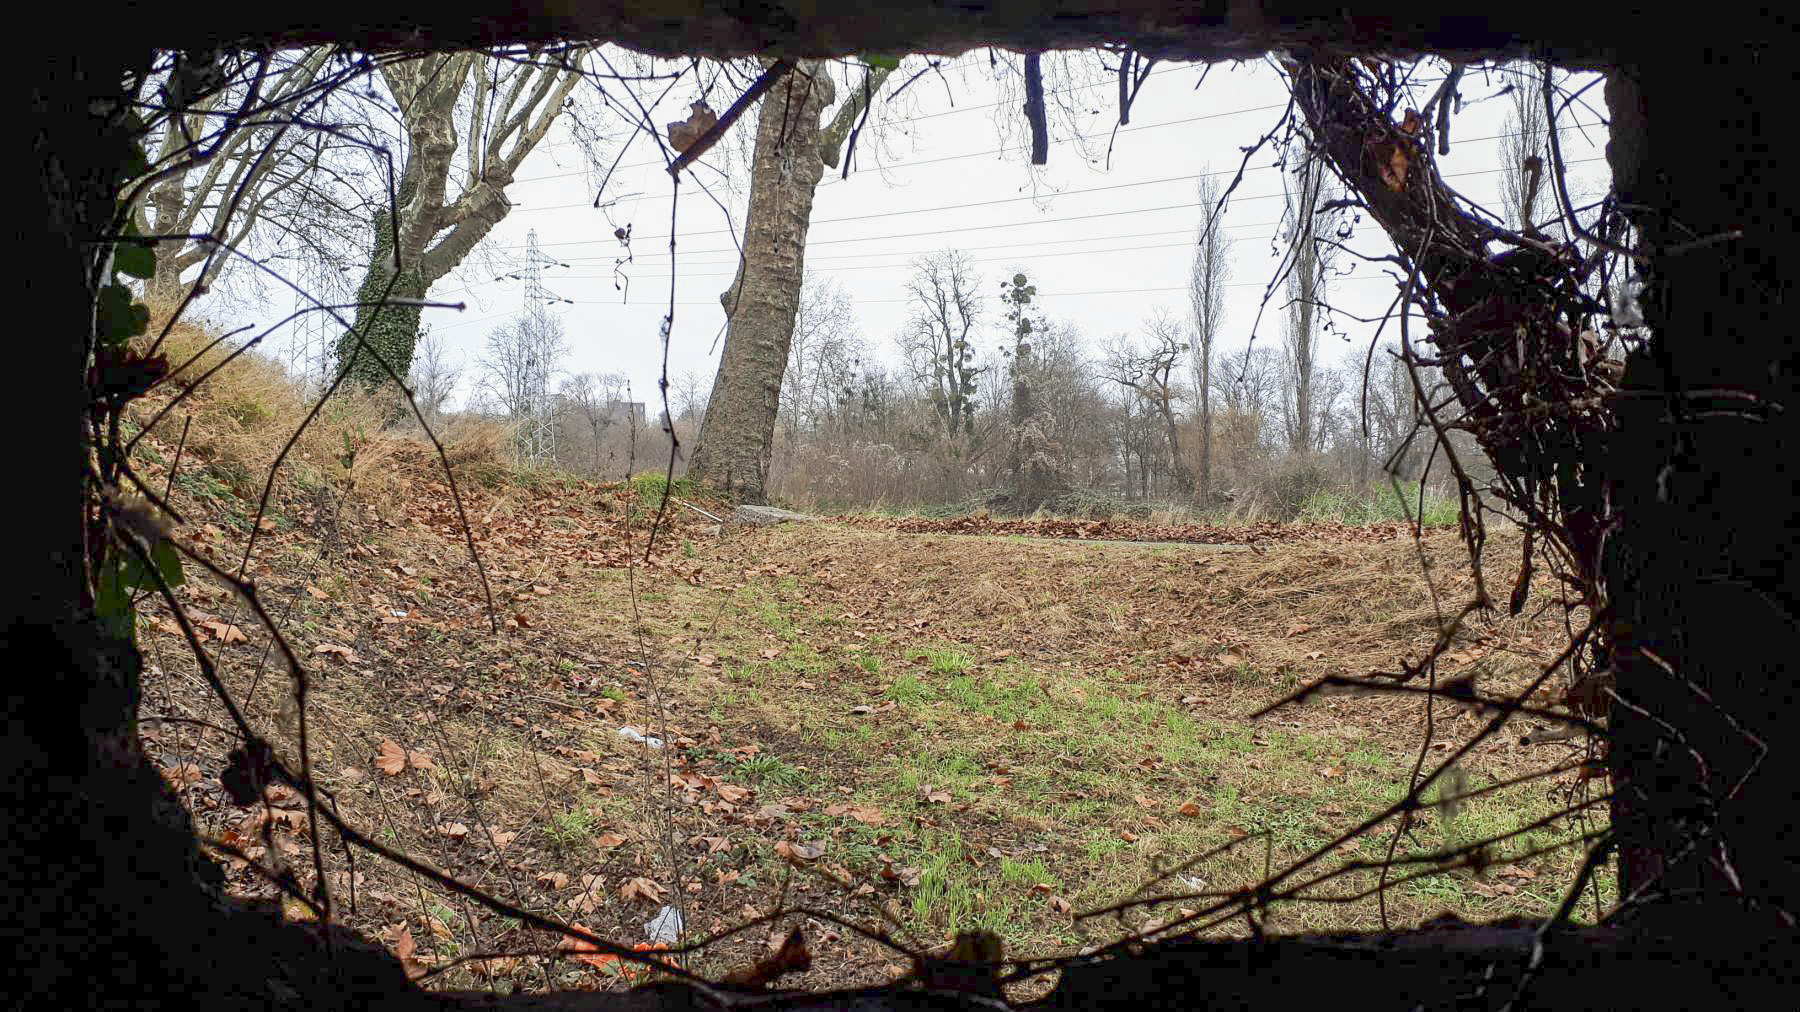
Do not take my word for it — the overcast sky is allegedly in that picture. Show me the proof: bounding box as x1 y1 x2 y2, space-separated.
268 52 1612 415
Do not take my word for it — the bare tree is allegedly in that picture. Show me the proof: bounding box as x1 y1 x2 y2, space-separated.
559 371 630 474
334 49 588 388
1113 311 1194 495
1280 137 1338 455
1498 63 1553 235
689 60 894 501
779 273 856 440
407 325 461 427
130 48 366 307
1188 168 1231 501
478 313 566 421
671 370 709 426
900 248 986 443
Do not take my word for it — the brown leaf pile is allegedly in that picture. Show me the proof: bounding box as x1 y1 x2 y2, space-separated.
833 514 1416 546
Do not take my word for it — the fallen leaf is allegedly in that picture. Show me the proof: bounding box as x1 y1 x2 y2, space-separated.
1048 895 1072 914
538 871 571 889
315 642 360 664
1285 622 1313 638
1305 650 1326 661
620 877 664 904
1133 794 1158 809
1119 829 1140 843
1318 765 1344 779
596 831 627 847
1498 866 1538 881
204 621 248 644
775 840 825 864
1224 826 1250 841
1320 803 1345 816
257 517 278 533
384 922 427 980
696 654 717 667
426 915 453 941
759 648 782 660
305 585 329 601
717 784 751 803
559 922 622 971
1178 801 1204 818
436 822 469 840
374 740 433 775
160 762 203 790
485 827 518 849
919 785 950 805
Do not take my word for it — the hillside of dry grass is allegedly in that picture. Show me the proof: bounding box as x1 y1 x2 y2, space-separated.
124 321 1604 998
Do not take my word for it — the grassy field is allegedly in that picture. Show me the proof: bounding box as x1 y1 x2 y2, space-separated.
127 424 1609 997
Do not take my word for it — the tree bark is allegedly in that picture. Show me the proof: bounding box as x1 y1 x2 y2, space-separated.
689 61 836 502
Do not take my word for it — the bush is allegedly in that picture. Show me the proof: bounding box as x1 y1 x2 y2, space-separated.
1295 481 1461 526
1256 456 1337 520
630 472 701 503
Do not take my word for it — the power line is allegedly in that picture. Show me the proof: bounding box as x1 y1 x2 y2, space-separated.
429 156 1604 302
509 91 1280 190
495 146 1605 249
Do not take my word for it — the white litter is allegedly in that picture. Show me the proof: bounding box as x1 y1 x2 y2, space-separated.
617 726 664 749
645 905 683 945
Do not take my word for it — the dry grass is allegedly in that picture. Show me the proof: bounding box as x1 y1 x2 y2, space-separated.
129 314 516 515
128 328 1605 996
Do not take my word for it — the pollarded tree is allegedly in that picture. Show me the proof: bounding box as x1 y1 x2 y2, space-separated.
333 48 587 389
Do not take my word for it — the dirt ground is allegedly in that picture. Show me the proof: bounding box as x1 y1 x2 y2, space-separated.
134 446 1608 998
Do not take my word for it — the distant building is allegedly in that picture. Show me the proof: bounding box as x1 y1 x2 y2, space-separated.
604 400 647 427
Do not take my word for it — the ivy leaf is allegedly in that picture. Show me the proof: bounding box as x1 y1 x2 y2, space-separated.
94 562 135 640
861 54 900 70
114 242 157 281
95 283 149 347
116 143 151 185
150 538 184 589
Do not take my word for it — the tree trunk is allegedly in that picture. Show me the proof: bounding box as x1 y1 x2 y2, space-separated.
689 62 835 502
337 176 429 390
1199 376 1213 501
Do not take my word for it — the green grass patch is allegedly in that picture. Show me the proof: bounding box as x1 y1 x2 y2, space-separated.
915 644 974 676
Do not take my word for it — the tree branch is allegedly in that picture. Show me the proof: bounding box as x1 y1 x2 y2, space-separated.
819 64 894 168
